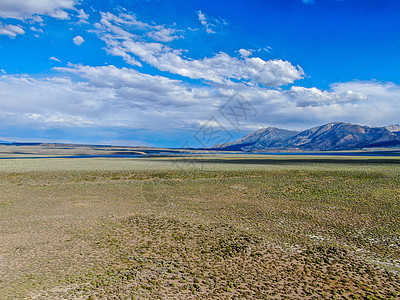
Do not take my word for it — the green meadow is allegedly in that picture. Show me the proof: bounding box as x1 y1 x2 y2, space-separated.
0 155 399 299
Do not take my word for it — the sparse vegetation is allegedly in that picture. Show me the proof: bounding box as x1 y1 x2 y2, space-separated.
0 156 399 299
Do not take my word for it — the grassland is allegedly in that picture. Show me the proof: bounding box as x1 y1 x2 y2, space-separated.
0 155 400 299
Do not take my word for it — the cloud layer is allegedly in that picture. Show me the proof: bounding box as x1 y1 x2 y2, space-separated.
1 64 399 135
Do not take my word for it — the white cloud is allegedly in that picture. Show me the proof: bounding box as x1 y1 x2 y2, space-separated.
96 12 182 42
331 81 400 100
95 12 304 87
50 9 69 20
73 35 84 45
0 74 100 127
0 0 78 20
49 56 61 62
76 8 89 24
239 49 253 58
226 82 400 130
288 86 366 107
30 15 44 23
29 26 43 33
197 10 226 34
25 112 94 126
97 11 150 33
121 42 304 86
147 27 182 42
0 23 25 37
198 11 213 33
0 65 215 129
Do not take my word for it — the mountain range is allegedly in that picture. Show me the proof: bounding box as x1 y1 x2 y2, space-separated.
213 122 400 151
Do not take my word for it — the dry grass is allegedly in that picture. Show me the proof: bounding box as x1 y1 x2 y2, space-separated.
0 157 399 299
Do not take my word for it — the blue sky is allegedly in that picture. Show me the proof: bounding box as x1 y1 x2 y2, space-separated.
0 0 399 147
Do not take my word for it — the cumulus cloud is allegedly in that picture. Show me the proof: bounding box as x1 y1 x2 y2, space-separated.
0 0 77 20
330 81 400 100
73 35 84 45
0 23 25 37
288 86 366 107
118 42 304 86
95 12 304 87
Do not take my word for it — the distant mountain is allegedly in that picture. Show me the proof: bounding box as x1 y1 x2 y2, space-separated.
282 122 400 150
213 127 299 151
212 122 400 151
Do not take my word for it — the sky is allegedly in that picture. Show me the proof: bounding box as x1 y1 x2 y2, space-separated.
0 0 399 147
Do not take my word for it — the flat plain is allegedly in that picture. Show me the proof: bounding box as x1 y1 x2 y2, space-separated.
1 151 400 299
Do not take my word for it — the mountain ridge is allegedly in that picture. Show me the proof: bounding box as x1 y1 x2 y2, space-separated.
213 122 400 151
